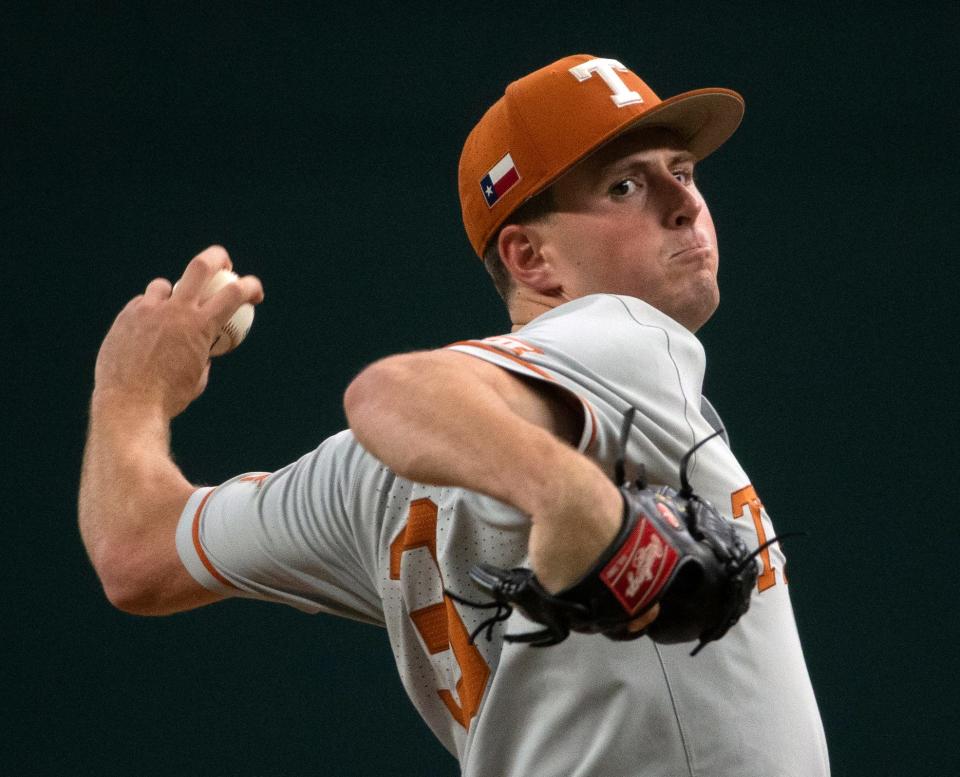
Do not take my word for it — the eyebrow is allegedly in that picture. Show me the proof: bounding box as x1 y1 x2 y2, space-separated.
598 150 697 180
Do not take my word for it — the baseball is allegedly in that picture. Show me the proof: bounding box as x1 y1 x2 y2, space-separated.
175 268 255 356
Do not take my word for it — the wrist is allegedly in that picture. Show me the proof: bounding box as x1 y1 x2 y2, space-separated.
522 444 625 592
528 443 621 524
89 388 171 431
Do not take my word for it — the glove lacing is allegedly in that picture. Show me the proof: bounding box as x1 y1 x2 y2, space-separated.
443 589 514 644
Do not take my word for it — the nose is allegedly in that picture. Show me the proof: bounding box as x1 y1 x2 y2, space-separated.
661 174 703 229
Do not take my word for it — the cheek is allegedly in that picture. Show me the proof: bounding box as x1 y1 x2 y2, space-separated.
552 217 618 271
698 205 718 246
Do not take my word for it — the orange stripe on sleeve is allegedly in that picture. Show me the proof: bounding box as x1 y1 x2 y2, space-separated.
448 341 556 380
191 489 240 590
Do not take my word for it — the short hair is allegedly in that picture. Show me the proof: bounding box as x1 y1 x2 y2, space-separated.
481 186 556 304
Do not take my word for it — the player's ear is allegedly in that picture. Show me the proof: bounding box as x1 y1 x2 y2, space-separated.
498 224 560 295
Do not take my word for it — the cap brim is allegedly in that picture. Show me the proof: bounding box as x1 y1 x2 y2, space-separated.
527 88 744 211
618 88 745 160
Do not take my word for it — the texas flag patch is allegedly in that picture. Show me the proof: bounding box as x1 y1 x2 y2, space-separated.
480 153 520 207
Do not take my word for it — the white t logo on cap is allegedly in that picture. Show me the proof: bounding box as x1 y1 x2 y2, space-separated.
568 58 643 107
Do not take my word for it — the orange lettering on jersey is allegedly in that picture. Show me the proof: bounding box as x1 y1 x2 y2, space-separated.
731 485 777 592
389 498 439 579
391 498 491 729
438 598 490 728
479 335 544 358
410 602 450 654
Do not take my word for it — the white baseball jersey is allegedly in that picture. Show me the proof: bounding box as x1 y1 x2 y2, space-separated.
176 293 830 777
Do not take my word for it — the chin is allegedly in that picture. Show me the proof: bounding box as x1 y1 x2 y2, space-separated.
678 284 720 332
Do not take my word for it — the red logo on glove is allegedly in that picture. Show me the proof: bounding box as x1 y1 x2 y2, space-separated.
656 502 681 529
600 515 680 614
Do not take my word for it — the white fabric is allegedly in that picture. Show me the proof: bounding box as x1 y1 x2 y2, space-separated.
176 293 830 776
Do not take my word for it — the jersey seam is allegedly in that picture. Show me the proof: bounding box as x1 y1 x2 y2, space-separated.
610 295 700 479
653 643 696 777
346 443 386 611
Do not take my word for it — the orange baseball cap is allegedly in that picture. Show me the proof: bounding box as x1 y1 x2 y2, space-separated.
459 54 745 257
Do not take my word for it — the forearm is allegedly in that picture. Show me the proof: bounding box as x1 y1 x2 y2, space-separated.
79 392 195 607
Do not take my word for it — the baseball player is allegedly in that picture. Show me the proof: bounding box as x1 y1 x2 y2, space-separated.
80 55 830 775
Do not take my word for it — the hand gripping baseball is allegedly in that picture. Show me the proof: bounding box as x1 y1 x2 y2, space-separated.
94 246 263 419
449 412 779 655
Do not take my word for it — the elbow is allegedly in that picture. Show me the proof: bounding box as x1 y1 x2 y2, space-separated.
104 585 147 615
342 365 373 427
102 579 152 616
344 355 415 430
104 578 173 617
344 354 431 476
96 556 148 614
89 543 167 616
345 357 390 415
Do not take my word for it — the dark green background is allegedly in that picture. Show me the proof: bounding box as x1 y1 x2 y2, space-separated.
5 2 958 775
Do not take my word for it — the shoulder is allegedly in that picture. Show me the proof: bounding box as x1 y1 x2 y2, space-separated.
518 294 703 361
454 295 705 386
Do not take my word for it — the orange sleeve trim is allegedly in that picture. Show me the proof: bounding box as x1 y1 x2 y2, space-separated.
191 489 240 590
238 473 271 485
448 340 556 381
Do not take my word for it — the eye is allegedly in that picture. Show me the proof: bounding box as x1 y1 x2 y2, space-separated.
673 167 696 185
610 179 640 197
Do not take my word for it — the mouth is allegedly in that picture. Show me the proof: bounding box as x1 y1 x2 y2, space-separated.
670 244 713 260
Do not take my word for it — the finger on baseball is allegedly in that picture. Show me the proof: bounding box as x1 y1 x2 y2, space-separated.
143 277 173 301
204 274 264 325
174 245 233 300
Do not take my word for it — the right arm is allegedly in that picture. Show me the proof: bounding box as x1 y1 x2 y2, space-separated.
79 246 263 615
344 349 625 593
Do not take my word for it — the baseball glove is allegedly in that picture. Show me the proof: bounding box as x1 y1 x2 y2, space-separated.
448 418 776 656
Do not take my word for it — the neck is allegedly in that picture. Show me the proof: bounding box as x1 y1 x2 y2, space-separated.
508 288 571 331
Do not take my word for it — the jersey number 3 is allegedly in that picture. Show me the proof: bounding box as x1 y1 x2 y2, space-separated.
390 498 490 729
